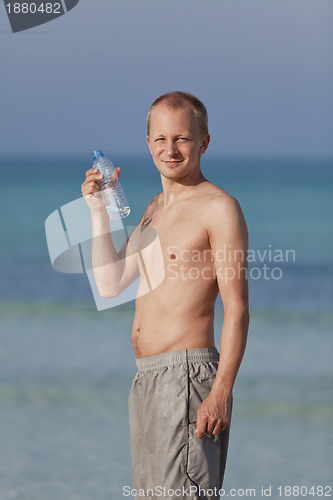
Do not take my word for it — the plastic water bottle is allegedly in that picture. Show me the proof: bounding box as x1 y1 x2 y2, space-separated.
92 150 130 220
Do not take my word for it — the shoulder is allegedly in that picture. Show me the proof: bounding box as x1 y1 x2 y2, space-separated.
201 182 243 217
201 182 248 237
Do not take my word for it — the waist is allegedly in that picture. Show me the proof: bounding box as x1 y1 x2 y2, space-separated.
135 347 219 372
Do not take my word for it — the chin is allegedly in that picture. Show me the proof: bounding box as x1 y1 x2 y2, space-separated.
163 169 187 180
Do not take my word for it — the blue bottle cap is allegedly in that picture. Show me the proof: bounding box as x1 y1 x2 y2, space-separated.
92 150 104 159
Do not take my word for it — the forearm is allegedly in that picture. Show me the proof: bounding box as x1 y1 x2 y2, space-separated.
211 303 249 397
91 211 123 296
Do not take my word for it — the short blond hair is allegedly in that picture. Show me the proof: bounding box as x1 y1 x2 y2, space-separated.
147 91 209 137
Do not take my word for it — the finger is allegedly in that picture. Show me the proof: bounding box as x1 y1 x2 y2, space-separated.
206 419 217 435
195 426 207 439
81 181 101 195
86 168 100 178
81 180 96 192
212 420 223 435
195 415 208 439
81 180 100 195
84 173 104 183
214 418 229 435
115 167 121 178
220 420 229 432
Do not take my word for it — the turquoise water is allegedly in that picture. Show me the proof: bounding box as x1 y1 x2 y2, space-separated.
0 156 332 499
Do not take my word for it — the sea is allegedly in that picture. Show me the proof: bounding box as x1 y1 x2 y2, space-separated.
0 155 332 499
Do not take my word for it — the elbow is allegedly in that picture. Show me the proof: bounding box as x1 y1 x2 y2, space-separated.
237 303 249 328
225 300 248 315
93 270 123 299
98 287 120 299
225 301 250 328
241 302 250 326
244 306 250 330
243 304 250 333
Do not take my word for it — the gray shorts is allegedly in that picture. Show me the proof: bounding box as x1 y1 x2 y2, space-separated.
128 348 232 500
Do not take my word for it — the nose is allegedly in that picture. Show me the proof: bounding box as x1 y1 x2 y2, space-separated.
167 140 179 157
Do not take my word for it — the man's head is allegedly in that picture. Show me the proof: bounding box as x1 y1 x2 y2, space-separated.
147 91 209 138
147 91 210 182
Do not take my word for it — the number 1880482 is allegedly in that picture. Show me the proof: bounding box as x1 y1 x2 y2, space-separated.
6 3 62 14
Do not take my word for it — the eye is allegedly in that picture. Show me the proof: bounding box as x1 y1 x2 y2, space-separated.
177 137 189 141
155 137 165 142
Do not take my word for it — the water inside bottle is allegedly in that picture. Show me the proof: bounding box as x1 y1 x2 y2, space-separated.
107 205 131 220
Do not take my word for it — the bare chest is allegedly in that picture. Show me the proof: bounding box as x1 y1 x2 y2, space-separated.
139 203 212 275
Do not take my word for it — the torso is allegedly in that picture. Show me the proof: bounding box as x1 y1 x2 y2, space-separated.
132 180 230 358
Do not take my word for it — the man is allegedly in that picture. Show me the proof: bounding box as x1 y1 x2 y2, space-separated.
81 91 249 499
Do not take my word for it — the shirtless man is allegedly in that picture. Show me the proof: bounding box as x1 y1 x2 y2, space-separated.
81 91 249 499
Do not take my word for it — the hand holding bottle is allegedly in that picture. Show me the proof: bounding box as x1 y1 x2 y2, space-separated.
81 166 120 214
83 150 130 220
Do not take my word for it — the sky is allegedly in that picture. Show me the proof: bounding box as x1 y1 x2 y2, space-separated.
0 0 332 158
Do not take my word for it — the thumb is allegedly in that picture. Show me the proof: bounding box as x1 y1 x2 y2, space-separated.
115 167 121 178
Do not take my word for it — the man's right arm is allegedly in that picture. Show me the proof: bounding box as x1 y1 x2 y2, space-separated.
90 210 141 298
81 166 141 298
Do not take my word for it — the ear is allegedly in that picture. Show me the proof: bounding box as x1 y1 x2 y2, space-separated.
199 134 210 155
147 136 153 156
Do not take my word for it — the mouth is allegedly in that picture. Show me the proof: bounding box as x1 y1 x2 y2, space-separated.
163 160 183 167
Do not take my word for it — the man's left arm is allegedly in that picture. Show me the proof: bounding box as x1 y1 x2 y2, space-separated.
196 195 249 439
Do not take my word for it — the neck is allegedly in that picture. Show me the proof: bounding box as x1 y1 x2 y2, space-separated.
160 168 206 206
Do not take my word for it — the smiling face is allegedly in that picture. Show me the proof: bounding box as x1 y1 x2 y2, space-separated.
147 102 210 182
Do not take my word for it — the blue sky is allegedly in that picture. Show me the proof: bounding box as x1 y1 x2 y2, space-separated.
1 0 332 158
